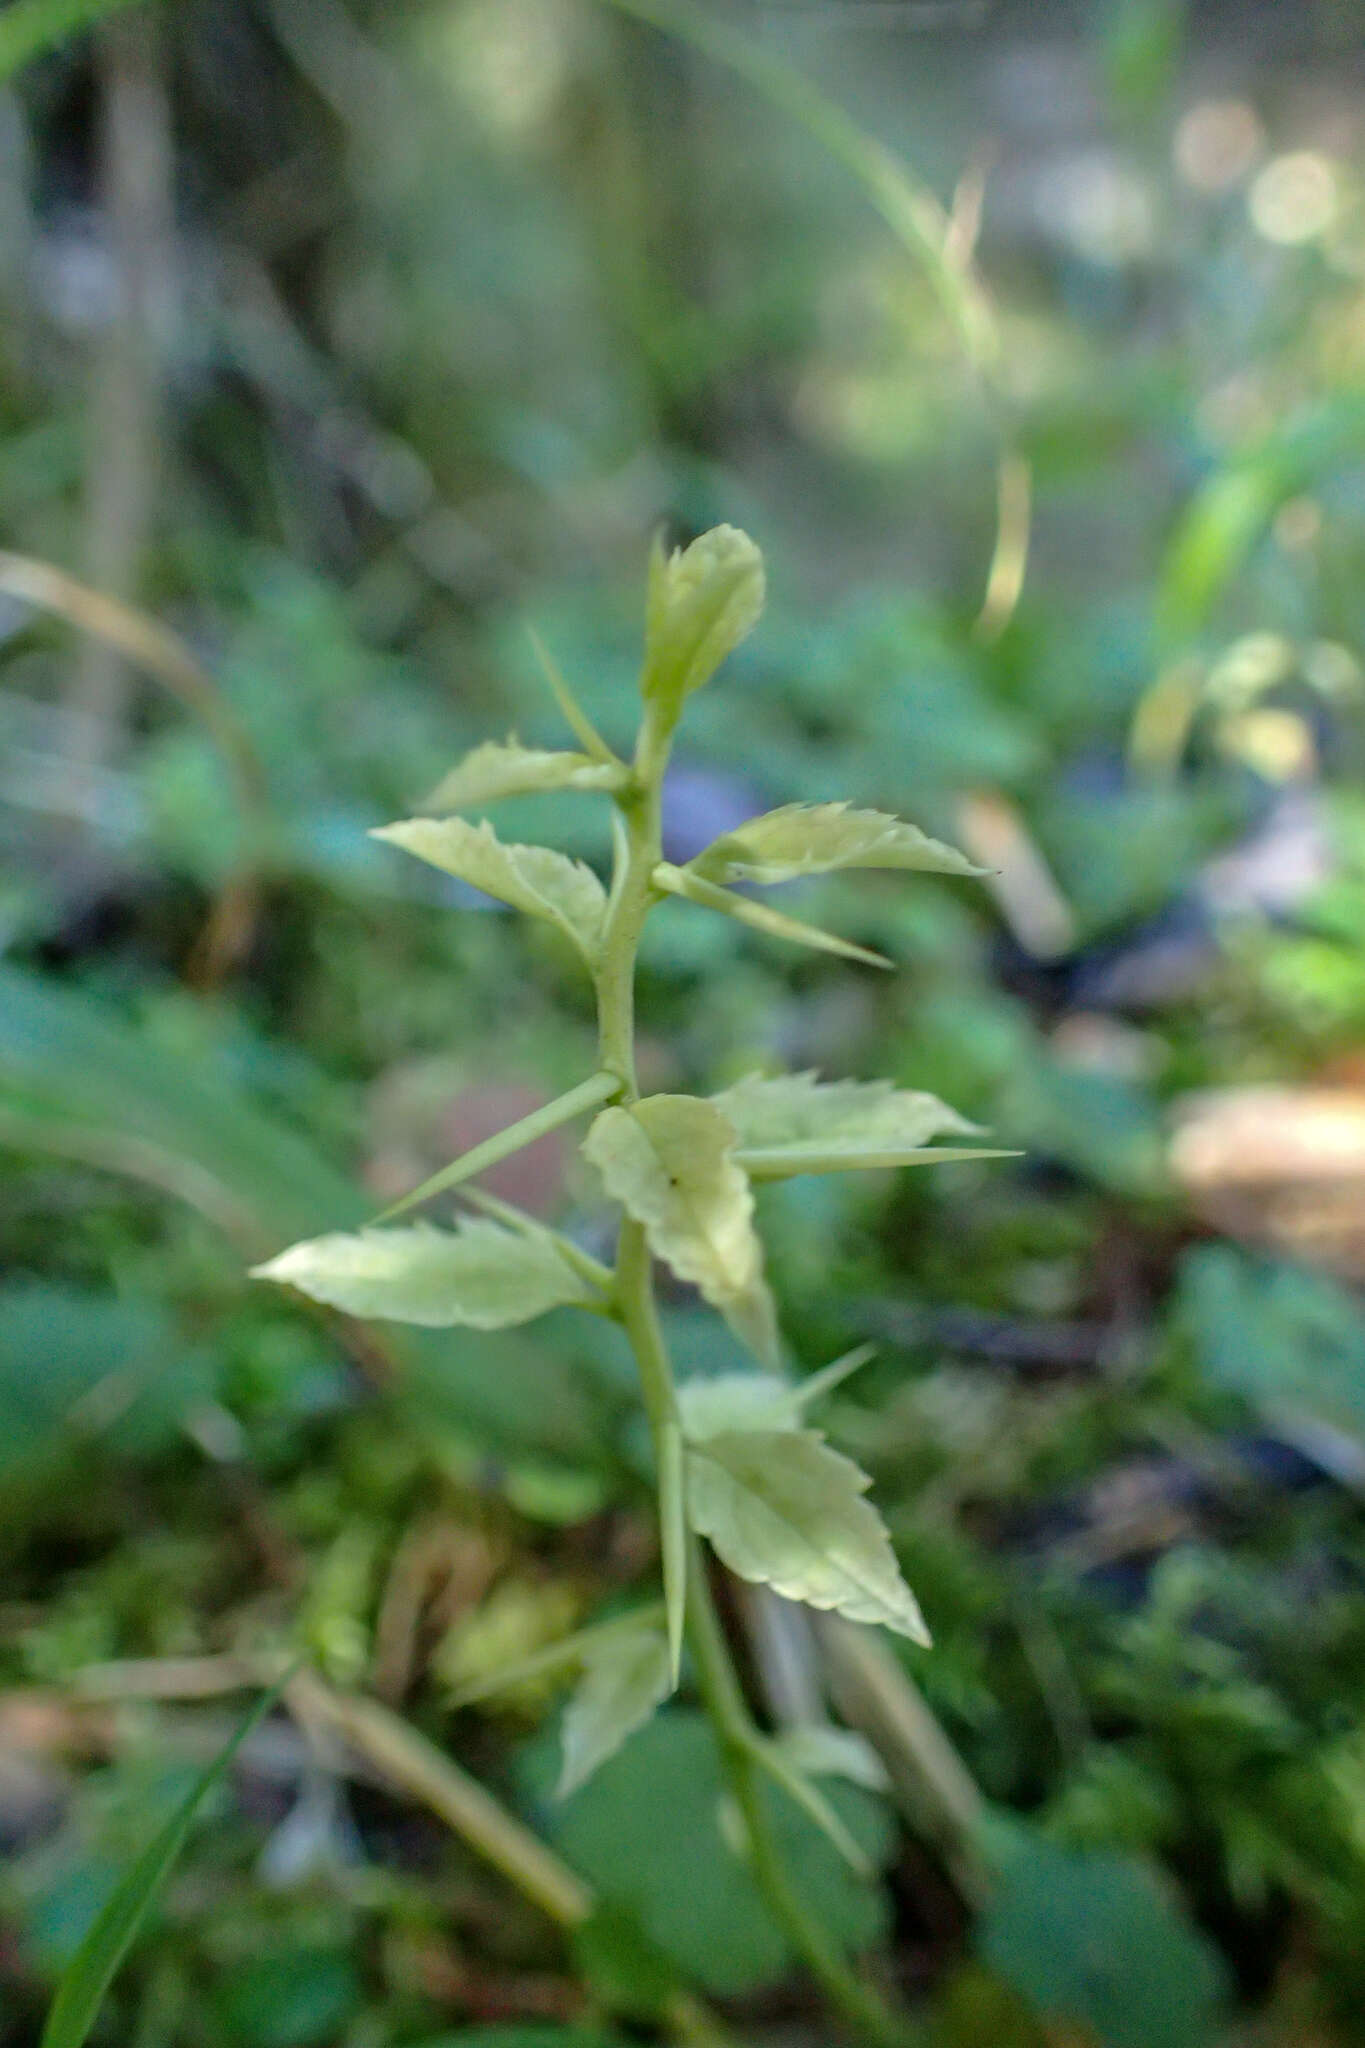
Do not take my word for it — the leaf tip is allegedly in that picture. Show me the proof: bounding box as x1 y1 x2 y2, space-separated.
893 1601 934 1651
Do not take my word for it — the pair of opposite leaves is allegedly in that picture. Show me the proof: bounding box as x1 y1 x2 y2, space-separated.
449 1351 921 1804
379 521 980 973
253 1074 1004 1721
253 1071 999 1354
374 797 982 975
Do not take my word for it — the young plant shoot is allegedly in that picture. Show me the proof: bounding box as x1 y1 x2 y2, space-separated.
253 526 1005 2042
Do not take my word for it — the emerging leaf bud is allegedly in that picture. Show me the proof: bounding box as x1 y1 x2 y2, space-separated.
641 524 765 718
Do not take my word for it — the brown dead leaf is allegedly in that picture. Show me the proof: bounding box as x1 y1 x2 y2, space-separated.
1170 1085 1365 1278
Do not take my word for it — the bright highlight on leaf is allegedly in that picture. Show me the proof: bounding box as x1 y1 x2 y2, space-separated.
251 1217 605 1328
557 1621 674 1798
712 1070 1008 1179
425 737 626 812
653 862 892 970
686 1428 930 1644
642 525 765 717
583 1096 779 1365
371 816 607 965
688 801 983 887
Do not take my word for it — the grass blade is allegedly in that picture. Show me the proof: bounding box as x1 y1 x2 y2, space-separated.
595 0 995 372
593 0 1026 636
40 1670 291 2048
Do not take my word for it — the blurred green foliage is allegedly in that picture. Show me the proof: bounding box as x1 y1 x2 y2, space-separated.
4 0 1365 2043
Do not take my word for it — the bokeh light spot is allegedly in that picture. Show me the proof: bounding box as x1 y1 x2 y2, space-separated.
1174 100 1262 192
1249 151 1339 244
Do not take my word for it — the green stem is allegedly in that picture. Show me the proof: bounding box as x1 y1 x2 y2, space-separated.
596 793 655 1091
685 1550 915 2048
595 710 916 2046
596 698 674 1090
617 1212 688 1681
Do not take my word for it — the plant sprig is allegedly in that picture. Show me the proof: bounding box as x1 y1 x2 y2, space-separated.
253 526 995 2043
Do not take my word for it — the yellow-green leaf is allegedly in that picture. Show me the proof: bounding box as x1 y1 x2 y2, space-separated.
686 1428 930 1644
446 1603 666 1709
653 863 892 970
658 1414 688 1687
712 1070 1005 1179
526 626 620 764
677 1345 876 1442
557 1622 674 1798
642 525 765 716
371 816 607 965
582 1096 778 1364
688 802 983 886
750 1735 875 1874
250 1217 603 1328
425 737 625 812
372 1072 621 1224
679 1373 794 1441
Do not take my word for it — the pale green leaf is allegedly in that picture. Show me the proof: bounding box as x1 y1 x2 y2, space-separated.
454 1185 616 1296
583 1097 778 1364
659 1416 687 1686
642 525 765 715
785 1344 880 1411
750 1737 874 1874
447 1603 666 1708
742 1145 1016 1179
688 801 983 886
686 1429 930 1644
425 737 625 812
545 1710 894 1994
679 1347 878 1442
526 625 621 764
373 1072 621 1223
716 1070 980 1150
557 1623 674 1798
770 1725 891 1795
679 1374 793 1440
653 864 892 970
251 1218 603 1328
371 817 607 965
712 1070 1005 1179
